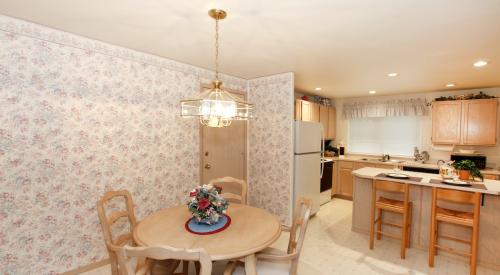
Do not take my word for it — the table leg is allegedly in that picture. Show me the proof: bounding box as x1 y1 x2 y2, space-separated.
244 254 257 275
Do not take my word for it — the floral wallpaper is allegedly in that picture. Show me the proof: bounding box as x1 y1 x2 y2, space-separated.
0 15 250 274
248 73 294 225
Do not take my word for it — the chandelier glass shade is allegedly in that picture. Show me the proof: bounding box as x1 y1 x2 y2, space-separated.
181 80 253 127
180 9 254 128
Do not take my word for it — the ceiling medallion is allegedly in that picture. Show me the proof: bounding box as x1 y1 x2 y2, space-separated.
180 9 253 128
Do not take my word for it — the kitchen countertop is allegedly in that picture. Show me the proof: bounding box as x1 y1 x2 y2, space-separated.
351 167 500 269
352 167 500 195
325 155 500 175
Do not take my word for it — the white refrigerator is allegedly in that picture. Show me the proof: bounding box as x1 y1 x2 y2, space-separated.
293 121 323 215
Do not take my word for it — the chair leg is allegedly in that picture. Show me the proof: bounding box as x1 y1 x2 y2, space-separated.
376 209 382 240
194 261 201 275
109 253 119 275
406 206 412 248
369 204 376 250
290 258 299 275
401 211 408 259
429 217 436 267
182 260 189 275
434 222 439 256
223 261 237 275
470 224 479 275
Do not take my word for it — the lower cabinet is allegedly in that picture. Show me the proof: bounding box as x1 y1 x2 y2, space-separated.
483 174 499 180
333 161 398 200
375 163 396 169
337 161 354 199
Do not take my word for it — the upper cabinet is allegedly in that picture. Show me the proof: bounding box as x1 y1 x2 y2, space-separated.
310 102 320 122
295 99 302 120
295 99 336 139
327 107 336 140
462 99 498 145
432 99 498 145
432 101 462 144
319 105 329 137
300 100 312 121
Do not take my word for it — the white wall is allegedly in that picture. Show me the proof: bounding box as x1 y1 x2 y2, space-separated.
334 87 500 168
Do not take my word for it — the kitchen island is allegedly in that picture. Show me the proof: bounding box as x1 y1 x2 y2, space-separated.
352 167 500 270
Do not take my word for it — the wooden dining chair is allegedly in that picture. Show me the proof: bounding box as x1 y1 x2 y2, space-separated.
114 245 212 275
224 197 312 275
97 190 139 275
97 190 184 275
428 187 481 275
209 177 247 204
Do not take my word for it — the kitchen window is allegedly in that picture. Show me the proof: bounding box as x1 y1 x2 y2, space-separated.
348 116 422 156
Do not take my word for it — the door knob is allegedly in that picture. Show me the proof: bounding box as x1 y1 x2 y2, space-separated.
204 164 211 169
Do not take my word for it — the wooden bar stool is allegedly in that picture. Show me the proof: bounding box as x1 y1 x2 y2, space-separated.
369 180 412 259
428 187 481 275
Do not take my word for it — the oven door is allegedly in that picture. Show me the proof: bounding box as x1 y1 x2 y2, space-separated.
320 160 333 205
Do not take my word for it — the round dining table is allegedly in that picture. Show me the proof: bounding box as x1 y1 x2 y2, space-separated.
133 203 282 275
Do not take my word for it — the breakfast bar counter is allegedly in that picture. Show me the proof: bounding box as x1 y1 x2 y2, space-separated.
352 167 500 270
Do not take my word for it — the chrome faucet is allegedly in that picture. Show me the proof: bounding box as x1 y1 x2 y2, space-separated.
381 154 390 162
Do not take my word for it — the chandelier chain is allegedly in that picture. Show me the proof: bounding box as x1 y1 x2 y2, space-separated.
215 18 220 81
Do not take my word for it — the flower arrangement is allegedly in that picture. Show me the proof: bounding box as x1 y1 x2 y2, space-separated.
187 184 229 225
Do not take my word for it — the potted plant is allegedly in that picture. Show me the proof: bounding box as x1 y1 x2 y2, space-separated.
453 160 483 181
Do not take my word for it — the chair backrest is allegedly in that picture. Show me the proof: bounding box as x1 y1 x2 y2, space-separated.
208 176 247 204
116 245 212 275
97 190 138 249
287 197 312 255
374 180 407 193
434 187 481 205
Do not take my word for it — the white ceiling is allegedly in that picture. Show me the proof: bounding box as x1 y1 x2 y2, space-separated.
1 0 499 98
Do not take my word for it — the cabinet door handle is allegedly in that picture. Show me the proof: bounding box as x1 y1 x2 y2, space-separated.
204 164 211 170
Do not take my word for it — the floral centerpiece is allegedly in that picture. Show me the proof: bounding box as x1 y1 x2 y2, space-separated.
188 184 229 225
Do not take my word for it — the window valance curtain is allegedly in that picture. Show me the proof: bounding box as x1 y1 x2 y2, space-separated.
343 98 429 119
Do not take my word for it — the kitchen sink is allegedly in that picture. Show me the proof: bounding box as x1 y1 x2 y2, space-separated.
360 158 405 163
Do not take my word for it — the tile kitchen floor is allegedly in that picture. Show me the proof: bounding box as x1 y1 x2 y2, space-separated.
83 199 498 275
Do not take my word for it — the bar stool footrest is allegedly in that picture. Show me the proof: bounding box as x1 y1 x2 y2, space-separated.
376 230 401 240
435 244 472 257
439 233 472 245
382 221 403 228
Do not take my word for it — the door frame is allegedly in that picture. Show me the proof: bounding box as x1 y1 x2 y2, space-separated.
199 83 248 184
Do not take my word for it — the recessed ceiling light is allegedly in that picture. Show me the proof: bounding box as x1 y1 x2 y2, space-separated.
369 90 377 94
473 60 488 68
387 72 398 77
446 83 455 87
315 87 322 91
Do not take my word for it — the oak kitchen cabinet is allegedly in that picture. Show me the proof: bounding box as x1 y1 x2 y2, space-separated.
432 99 498 145
310 102 320 122
327 107 336 139
319 105 329 138
296 99 336 139
333 160 397 199
295 99 302 120
337 161 354 199
296 100 319 122
462 99 498 145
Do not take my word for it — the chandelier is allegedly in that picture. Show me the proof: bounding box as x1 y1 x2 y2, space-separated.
180 9 253 128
